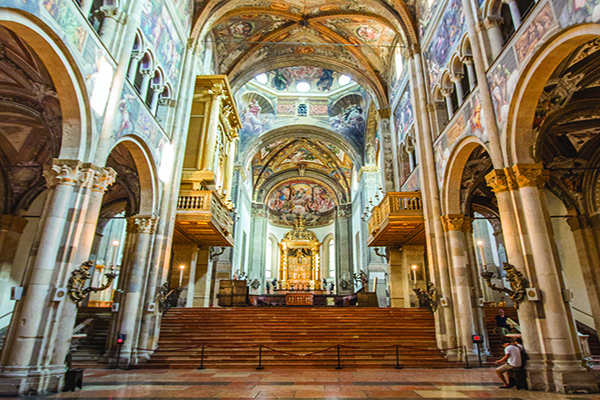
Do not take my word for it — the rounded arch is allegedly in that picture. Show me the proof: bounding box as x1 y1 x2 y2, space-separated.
257 169 348 204
441 136 490 215
242 124 362 172
459 35 473 58
450 54 465 75
109 135 160 216
0 8 92 161
230 55 386 109
506 24 600 165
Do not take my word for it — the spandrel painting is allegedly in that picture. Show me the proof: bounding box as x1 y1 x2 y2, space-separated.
141 0 183 86
394 87 414 142
487 49 518 129
267 179 338 227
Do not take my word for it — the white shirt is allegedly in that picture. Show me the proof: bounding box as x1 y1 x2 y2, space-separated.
505 344 522 367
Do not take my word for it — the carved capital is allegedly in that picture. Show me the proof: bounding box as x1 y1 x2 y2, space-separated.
450 73 464 82
427 103 436 112
511 164 549 189
378 108 392 119
440 88 453 97
461 55 473 65
484 16 504 29
208 83 227 101
127 215 159 234
43 160 82 187
92 167 117 193
485 169 510 194
441 214 470 232
566 215 592 232
251 203 268 218
336 204 352 218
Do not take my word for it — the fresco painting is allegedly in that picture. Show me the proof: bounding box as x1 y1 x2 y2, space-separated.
389 46 409 106
417 0 440 39
114 85 168 159
488 49 519 129
402 168 421 192
141 0 183 85
424 0 466 88
329 103 365 152
394 87 414 142
3 0 38 13
514 4 556 64
42 0 87 51
553 0 600 26
267 179 338 226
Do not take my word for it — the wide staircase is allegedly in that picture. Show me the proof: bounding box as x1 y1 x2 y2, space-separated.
70 307 111 368
142 307 461 369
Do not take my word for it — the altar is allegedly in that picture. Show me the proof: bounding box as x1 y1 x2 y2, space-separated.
278 217 322 290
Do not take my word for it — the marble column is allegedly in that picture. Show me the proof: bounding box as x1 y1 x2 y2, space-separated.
462 57 477 91
99 6 124 52
510 164 594 392
442 215 479 362
503 0 522 28
201 85 226 172
450 74 465 105
335 204 353 295
110 215 158 365
566 215 600 337
0 215 28 313
484 17 505 60
409 48 458 356
192 247 211 307
389 245 425 308
440 88 454 118
222 138 238 201
247 203 268 281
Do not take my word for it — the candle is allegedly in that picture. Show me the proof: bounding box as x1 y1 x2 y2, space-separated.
179 265 185 287
411 265 418 286
477 240 486 269
111 240 120 266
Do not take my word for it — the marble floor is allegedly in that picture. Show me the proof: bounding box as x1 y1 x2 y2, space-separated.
15 368 600 399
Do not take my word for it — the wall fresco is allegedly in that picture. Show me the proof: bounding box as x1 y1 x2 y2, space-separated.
4 0 38 13
423 0 466 88
266 179 338 226
553 0 600 26
42 0 87 51
389 46 409 106
141 0 184 85
488 49 519 130
417 0 441 39
394 87 414 143
401 168 421 192
514 3 556 64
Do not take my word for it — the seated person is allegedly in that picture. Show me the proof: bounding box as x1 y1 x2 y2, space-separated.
495 309 510 336
495 338 522 388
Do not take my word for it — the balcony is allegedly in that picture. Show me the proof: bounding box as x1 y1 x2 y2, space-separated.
175 190 234 247
367 192 425 247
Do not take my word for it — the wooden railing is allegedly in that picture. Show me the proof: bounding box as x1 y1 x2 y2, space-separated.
368 192 423 235
177 190 233 237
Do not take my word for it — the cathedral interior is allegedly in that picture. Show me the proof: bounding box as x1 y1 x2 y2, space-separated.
0 0 600 396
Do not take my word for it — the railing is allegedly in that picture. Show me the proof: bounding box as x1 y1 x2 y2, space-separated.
176 190 233 237
368 192 423 234
177 190 212 211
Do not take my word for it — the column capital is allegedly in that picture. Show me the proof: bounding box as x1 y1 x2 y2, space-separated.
406 43 421 58
92 167 117 193
378 108 392 119
484 16 504 28
336 204 352 218
441 214 471 232
251 203 268 217
511 163 549 189
485 169 510 193
449 73 464 83
440 87 453 97
43 159 83 187
461 55 473 65
127 215 159 234
566 215 592 232
208 83 227 102
426 103 436 112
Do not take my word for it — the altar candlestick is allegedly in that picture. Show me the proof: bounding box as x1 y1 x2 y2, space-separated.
411 265 418 286
179 265 185 287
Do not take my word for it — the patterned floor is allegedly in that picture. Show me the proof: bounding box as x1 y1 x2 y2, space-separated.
15 368 600 399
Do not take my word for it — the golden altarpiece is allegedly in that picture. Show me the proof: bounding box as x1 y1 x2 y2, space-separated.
278 218 322 291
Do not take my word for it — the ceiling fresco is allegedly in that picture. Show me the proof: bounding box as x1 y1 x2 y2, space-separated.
236 68 369 154
252 138 353 201
266 178 338 227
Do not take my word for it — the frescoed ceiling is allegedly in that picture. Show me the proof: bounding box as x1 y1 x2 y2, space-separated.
192 0 418 107
252 138 353 203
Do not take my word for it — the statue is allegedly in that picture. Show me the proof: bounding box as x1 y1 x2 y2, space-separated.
67 260 117 306
480 262 529 309
413 282 438 313
266 281 271 294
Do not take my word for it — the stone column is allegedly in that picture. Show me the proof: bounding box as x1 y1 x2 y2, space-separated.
111 215 158 365
222 138 238 201
484 17 505 60
335 204 353 294
566 215 600 337
409 49 458 356
99 6 125 52
0 215 28 312
247 203 268 281
462 56 477 91
440 88 454 118
149 84 164 115
127 51 143 80
503 0 522 28
450 74 465 105
442 215 479 361
388 248 406 307
201 84 226 171
192 247 211 307
139 69 153 100
510 164 594 392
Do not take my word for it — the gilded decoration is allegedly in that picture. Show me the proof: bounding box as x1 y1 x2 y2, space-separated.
511 164 550 189
68 261 117 306
485 169 509 194
278 217 322 291
441 214 470 232
480 262 529 309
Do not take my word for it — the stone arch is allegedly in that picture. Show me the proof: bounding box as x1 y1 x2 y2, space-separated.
506 24 600 165
0 9 92 161
109 135 159 216
441 136 489 215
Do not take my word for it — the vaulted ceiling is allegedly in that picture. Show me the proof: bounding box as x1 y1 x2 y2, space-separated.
191 0 419 108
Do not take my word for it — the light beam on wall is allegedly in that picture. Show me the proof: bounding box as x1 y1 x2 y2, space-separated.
90 59 114 116
159 142 175 183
